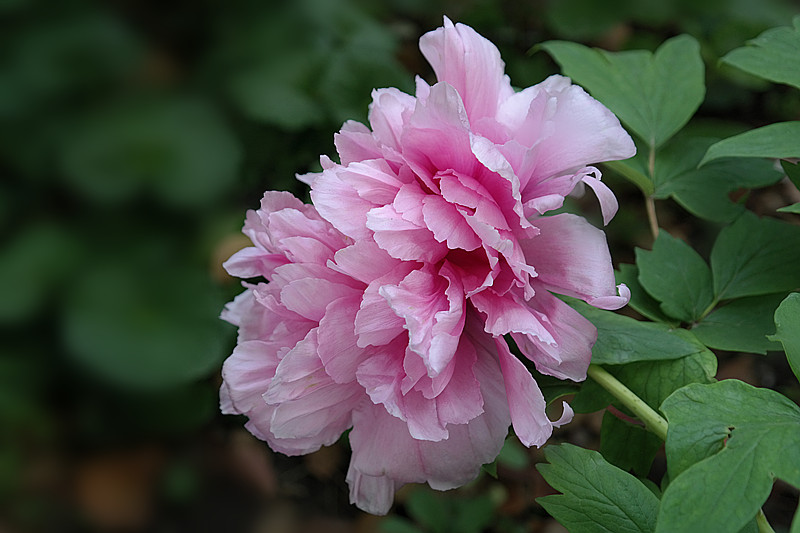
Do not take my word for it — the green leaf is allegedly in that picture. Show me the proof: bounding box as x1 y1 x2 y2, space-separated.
0 223 79 323
691 293 785 354
616 264 678 325
778 202 800 214
537 444 659 533
61 97 241 208
575 303 712 365
600 411 663 476
783 160 800 189
539 35 704 149
63 258 230 390
720 16 800 90
769 292 800 382
636 231 714 323
710 211 800 300
699 122 800 166
658 380 800 533
652 136 782 222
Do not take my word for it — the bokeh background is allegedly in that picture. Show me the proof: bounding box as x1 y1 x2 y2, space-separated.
2 0 799 531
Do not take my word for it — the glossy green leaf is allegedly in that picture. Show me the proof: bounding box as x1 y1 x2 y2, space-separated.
540 35 704 149
699 122 800 166
710 211 800 300
768 292 800 382
658 380 800 533
636 231 714 323
691 293 785 354
537 444 659 533
600 411 663 476
720 16 800 90
616 264 678 325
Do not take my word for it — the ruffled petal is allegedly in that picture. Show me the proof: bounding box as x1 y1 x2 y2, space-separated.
511 290 596 381
347 348 509 514
524 213 629 310
419 17 514 121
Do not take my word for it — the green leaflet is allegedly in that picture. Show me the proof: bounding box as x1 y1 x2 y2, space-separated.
699 122 800 167
658 380 800 533
636 231 714 323
616 263 678 325
768 292 800 382
537 444 659 533
720 16 800 91
691 293 785 354
710 211 800 301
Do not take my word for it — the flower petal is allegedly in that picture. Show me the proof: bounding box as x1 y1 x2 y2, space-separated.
524 213 629 310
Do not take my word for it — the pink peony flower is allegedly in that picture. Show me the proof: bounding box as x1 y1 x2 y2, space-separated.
220 18 635 515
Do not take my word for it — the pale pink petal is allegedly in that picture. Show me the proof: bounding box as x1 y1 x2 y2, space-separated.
419 17 514 121
581 173 618 225
523 78 636 179
470 289 555 344
317 295 369 383
346 350 510 514
494 339 553 447
311 167 375 240
368 88 416 151
380 266 466 375
279 277 358 322
367 204 447 263
524 213 629 310
511 290 596 381
220 340 280 416
334 120 383 165
422 194 482 251
328 240 403 285
222 246 288 280
355 281 406 348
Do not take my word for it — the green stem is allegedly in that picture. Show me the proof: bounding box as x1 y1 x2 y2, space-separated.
587 364 668 441
756 509 776 533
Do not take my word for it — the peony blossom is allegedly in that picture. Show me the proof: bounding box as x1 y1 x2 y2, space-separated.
220 17 635 515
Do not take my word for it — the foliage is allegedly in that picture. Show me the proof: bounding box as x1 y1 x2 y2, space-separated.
2 0 799 532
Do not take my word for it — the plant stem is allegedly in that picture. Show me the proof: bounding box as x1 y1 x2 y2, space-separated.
586 364 668 441
645 195 659 240
756 509 776 533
